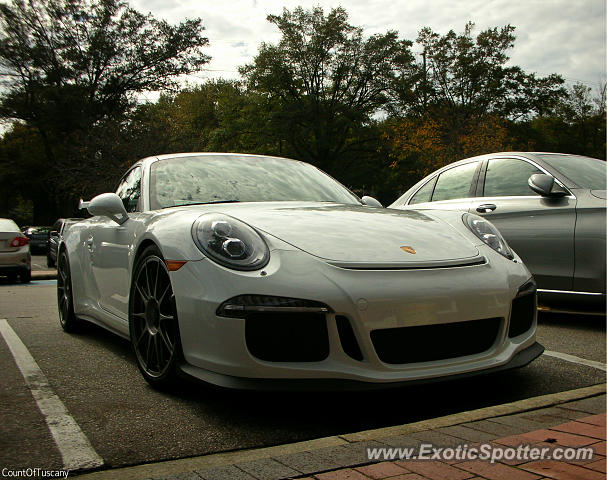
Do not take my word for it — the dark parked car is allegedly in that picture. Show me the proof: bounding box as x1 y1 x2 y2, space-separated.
390 152 606 314
47 218 81 267
22 226 52 254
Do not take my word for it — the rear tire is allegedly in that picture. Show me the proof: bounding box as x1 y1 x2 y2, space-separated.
57 250 79 332
129 245 182 389
20 268 31 283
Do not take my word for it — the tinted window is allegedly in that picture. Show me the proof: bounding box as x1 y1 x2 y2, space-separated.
149 155 360 209
483 158 542 196
116 167 142 213
409 178 436 205
538 154 606 190
431 162 477 202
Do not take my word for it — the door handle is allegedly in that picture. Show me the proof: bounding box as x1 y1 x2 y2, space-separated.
476 204 497 213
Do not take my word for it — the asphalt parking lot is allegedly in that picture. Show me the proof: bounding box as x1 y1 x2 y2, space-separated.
0 261 604 475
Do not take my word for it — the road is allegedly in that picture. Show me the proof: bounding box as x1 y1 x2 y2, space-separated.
0 275 604 474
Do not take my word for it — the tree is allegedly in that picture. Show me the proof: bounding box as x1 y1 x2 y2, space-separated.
387 23 568 184
0 0 210 222
396 22 566 120
240 6 415 176
520 82 606 159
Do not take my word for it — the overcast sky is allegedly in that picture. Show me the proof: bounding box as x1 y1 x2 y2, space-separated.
131 0 606 95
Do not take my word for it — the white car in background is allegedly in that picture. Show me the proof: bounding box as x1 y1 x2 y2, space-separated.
0 218 31 283
58 153 543 389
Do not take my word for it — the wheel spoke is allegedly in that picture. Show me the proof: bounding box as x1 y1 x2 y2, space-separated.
135 282 148 302
135 328 147 347
145 264 152 299
157 283 170 307
153 260 159 298
158 326 174 354
155 335 164 368
145 334 153 368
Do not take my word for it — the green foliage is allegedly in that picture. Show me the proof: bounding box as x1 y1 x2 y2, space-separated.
399 22 567 119
516 82 606 159
0 0 210 221
240 6 414 176
0 3 603 221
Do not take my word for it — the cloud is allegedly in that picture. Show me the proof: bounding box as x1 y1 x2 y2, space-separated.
130 0 606 89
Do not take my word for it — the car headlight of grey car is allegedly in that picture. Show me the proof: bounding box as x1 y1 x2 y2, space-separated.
192 213 270 270
463 213 514 260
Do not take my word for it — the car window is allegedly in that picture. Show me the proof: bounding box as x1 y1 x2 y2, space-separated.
409 177 436 205
116 167 142 213
483 158 542 197
0 219 19 232
537 154 607 190
431 162 478 202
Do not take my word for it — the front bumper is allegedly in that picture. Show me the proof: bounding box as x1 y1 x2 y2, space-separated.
179 341 544 390
170 245 539 387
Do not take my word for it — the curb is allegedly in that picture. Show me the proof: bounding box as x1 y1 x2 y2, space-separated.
32 271 57 280
75 383 606 480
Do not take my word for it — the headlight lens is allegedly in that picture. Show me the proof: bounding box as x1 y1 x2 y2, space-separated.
192 213 269 270
463 213 514 259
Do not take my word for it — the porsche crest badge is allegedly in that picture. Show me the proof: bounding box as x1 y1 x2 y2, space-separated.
400 246 416 254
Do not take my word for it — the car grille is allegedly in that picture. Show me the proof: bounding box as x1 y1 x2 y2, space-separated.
336 315 364 361
245 312 329 362
509 282 537 338
371 317 501 364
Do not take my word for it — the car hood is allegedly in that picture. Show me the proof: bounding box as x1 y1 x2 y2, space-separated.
185 203 481 268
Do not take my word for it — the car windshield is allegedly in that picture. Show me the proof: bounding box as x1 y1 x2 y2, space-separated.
149 155 361 209
538 154 606 190
0 219 19 232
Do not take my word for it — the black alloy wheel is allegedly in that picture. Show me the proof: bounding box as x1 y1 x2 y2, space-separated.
57 250 78 331
129 245 181 388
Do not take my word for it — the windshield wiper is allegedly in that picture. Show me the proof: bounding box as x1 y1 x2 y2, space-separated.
169 200 241 208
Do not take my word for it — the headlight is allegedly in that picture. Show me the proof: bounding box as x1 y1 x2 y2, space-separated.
192 213 269 270
463 213 514 260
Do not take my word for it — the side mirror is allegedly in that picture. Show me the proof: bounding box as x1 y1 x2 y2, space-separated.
49 230 59 238
361 196 383 208
528 174 568 198
84 193 129 224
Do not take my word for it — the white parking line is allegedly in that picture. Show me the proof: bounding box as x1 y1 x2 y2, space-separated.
0 319 104 471
544 349 607 372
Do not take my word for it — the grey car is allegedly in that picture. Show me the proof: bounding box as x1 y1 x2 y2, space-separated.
390 152 606 314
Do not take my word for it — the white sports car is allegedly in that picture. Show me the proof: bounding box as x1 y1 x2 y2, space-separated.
58 153 543 389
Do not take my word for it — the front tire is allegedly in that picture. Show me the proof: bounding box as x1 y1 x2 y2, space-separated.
57 250 78 331
129 245 182 389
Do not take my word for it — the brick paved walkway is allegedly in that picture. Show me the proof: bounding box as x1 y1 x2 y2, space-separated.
188 394 606 480
297 412 606 480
